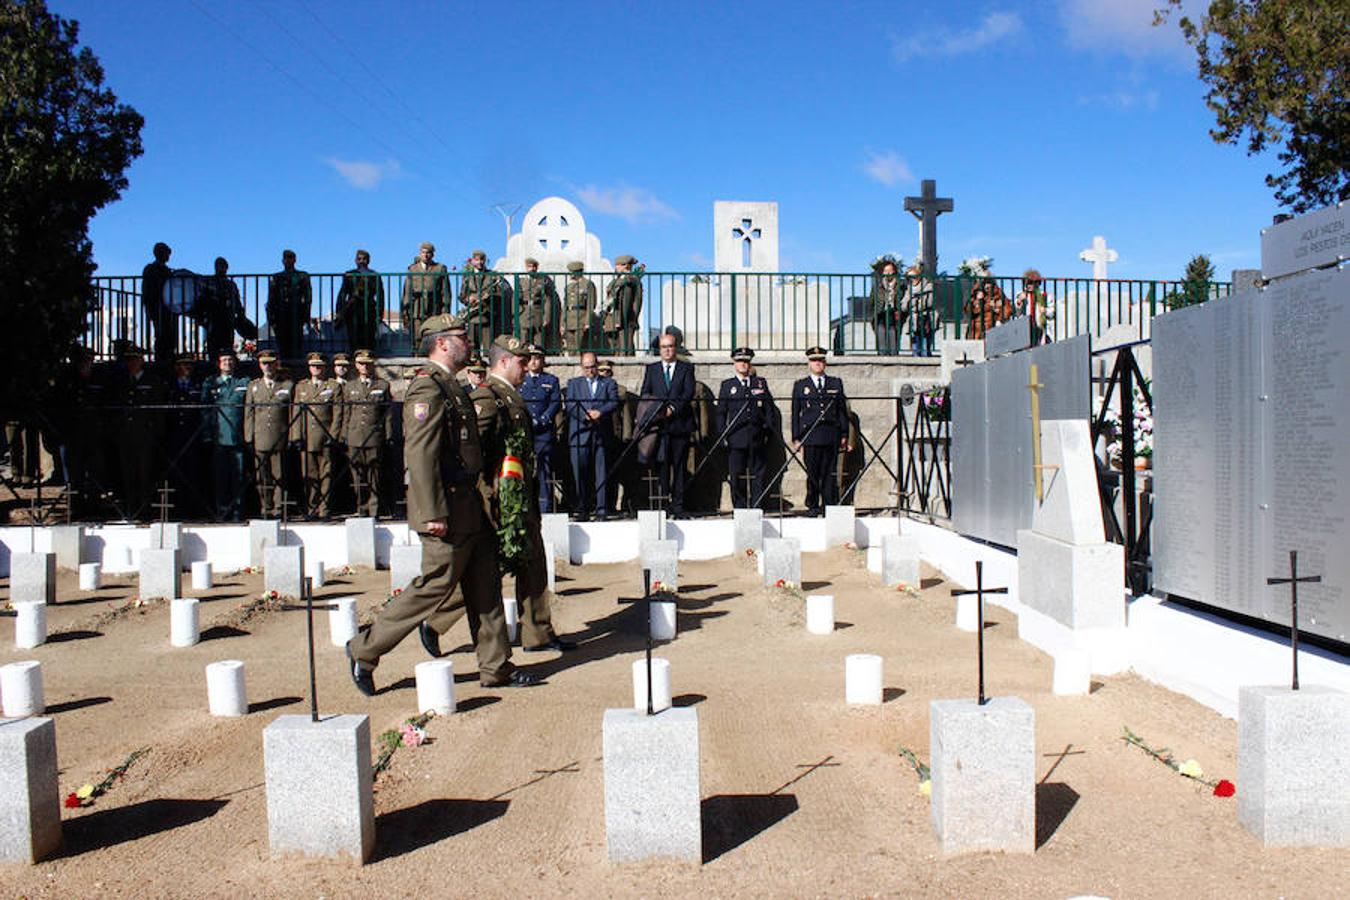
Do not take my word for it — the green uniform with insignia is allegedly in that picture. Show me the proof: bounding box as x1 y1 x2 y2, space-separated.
562 271 597 353
290 375 341 518
201 371 250 521
342 374 392 517
244 375 293 516
517 273 558 350
604 268 643 355
401 260 450 337
459 265 505 349
336 268 385 354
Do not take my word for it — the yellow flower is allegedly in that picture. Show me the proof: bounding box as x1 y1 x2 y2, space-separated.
75 784 95 800
918 779 932 796
1178 758 1203 779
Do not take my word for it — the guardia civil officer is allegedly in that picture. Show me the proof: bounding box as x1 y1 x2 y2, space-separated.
790 346 849 516
717 347 774 508
201 348 250 521
521 345 562 513
347 314 537 694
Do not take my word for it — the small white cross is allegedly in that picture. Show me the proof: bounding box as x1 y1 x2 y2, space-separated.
1079 235 1118 281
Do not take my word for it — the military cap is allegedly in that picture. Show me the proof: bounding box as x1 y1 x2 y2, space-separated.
332 352 352 365
121 344 145 358
615 254 636 266
257 350 278 363
467 354 487 374
732 347 755 362
419 241 435 253
597 360 614 374
353 349 375 364
470 248 487 259
175 353 196 365
567 261 585 273
806 346 827 361
526 344 545 357
216 346 238 359
491 334 530 358
524 257 539 267
417 312 467 341
306 351 327 365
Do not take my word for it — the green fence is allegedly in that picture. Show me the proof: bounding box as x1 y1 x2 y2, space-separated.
87 270 1231 362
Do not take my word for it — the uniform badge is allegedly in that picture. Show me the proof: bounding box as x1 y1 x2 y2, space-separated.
804 386 811 395
730 386 738 395
413 401 429 421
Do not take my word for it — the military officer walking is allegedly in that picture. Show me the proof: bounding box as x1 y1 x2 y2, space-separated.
717 347 775 508
401 242 449 339
604 255 643 355
347 314 537 694
561 261 596 353
201 348 250 521
790 347 850 516
244 350 293 518
517 257 558 350
336 249 385 354
342 349 391 518
291 352 341 519
521 346 561 513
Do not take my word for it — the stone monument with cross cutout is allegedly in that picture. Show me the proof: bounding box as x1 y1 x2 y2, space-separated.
494 195 612 275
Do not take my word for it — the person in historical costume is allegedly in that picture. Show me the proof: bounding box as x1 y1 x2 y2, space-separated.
870 256 907 355
561 261 597 353
336 249 385 355
790 346 850 517
517 258 558 350
400 242 450 339
603 255 643 355
347 313 537 695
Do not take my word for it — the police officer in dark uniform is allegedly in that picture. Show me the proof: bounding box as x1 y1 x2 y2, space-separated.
717 347 774 509
520 345 561 513
790 346 849 516
201 347 250 521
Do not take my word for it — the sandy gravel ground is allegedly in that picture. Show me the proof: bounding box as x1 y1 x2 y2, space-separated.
0 546 1344 898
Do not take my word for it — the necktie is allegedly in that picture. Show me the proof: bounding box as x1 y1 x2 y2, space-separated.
664 365 672 386
742 378 749 390
815 377 823 391
589 378 595 398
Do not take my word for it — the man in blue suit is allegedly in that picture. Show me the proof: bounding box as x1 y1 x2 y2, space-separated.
520 345 561 512
565 351 619 520
638 332 696 517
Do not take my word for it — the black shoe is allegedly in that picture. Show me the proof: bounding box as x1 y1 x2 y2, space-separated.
523 637 577 653
482 670 542 688
574 511 590 522
418 621 442 659
594 512 609 522
345 641 376 697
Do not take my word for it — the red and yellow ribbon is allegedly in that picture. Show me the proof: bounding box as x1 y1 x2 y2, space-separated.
498 455 525 480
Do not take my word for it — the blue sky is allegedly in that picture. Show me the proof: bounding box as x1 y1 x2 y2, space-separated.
57 0 1280 281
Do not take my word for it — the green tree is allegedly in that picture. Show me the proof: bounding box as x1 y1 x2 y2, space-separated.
1156 0 1349 212
0 0 143 401
1166 253 1217 310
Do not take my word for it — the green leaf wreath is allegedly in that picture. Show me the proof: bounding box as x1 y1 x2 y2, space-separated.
496 427 534 573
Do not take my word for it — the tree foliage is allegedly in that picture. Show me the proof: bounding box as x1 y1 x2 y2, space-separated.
1166 253 1217 310
1156 0 1349 212
0 0 143 401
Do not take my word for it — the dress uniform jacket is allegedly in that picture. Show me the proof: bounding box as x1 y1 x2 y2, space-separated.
517 274 558 347
265 270 312 360
401 365 483 533
521 370 561 512
717 373 773 448
342 376 392 517
202 372 250 520
562 276 597 352
791 374 848 446
291 376 342 517
401 261 450 329
244 376 293 516
459 268 505 346
604 273 643 354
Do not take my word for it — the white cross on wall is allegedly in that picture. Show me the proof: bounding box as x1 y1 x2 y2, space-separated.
732 218 762 268
1079 235 1119 281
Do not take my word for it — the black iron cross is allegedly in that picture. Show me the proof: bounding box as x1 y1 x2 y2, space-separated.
303 575 319 721
950 560 1008 705
954 352 975 369
278 488 299 527
152 480 176 530
769 754 841 795
63 486 78 525
642 567 655 715
545 473 564 511
738 470 756 508
26 494 41 551
1266 549 1321 691
642 471 669 512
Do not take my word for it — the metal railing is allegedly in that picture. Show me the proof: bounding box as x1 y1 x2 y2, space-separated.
87 271 1231 362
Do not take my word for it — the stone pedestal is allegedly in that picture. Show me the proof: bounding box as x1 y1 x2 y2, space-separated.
10 553 55 605
763 537 801 587
138 548 181 602
50 525 83 571
78 562 101 591
1238 686 1350 846
929 697 1035 855
806 595 834 634
415 660 456 715
1016 530 1124 630
263 714 374 862
191 561 213 591
206 661 248 717
733 508 764 554
646 540 678 591
171 598 200 647
824 506 855 547
344 517 377 569
14 603 46 649
249 519 281 568
264 545 305 599
540 513 570 562
602 707 700 862
881 534 921 587
0 717 61 863
637 510 666 560
845 654 883 704
0 662 44 717
306 556 326 589
389 543 422 594
329 598 358 647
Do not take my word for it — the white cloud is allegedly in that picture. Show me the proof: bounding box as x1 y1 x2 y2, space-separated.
325 157 402 190
1059 0 1190 58
862 149 914 188
575 183 680 225
890 11 1023 62
1077 88 1160 110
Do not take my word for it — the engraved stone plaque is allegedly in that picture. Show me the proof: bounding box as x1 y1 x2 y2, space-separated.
985 316 1032 359
1261 202 1349 281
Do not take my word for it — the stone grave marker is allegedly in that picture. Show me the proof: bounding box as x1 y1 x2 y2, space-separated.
824 505 855 547
345 517 377 570
263 714 375 861
881 533 921 587
9 553 55 605
763 537 801 586
733 508 764 554
49 525 83 571
647 540 678 591
390 542 422 594
929 697 1035 854
602 707 700 862
540 513 570 562
138 548 181 601
0 716 61 863
264 545 305 599
249 519 281 568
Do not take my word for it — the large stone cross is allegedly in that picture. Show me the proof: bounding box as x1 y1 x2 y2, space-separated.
732 218 762 268
1078 235 1119 281
903 179 954 277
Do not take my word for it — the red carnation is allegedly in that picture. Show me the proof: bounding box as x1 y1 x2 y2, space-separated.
64 792 81 809
775 579 785 588
1213 779 1236 797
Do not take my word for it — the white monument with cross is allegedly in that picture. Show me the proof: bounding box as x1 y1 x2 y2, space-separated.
1078 235 1118 281
662 201 830 352
495 196 612 275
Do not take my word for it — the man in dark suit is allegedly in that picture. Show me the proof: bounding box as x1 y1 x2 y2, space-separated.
717 347 774 509
521 346 562 513
791 346 850 516
565 351 619 520
638 332 695 517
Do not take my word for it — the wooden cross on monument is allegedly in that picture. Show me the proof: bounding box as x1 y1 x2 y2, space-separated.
1026 363 1058 503
950 561 1008 706
903 179 954 278
1266 550 1321 691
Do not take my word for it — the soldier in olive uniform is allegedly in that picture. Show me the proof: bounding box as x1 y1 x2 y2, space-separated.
465 353 487 389
517 257 558 350
562 261 596 353
459 249 504 350
201 347 250 521
336 249 385 355
604 254 643 355
112 346 165 520
401 242 449 340
342 349 391 518
463 336 572 651
290 352 341 519
244 350 293 518
347 314 537 694
329 351 354 512
265 249 312 362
